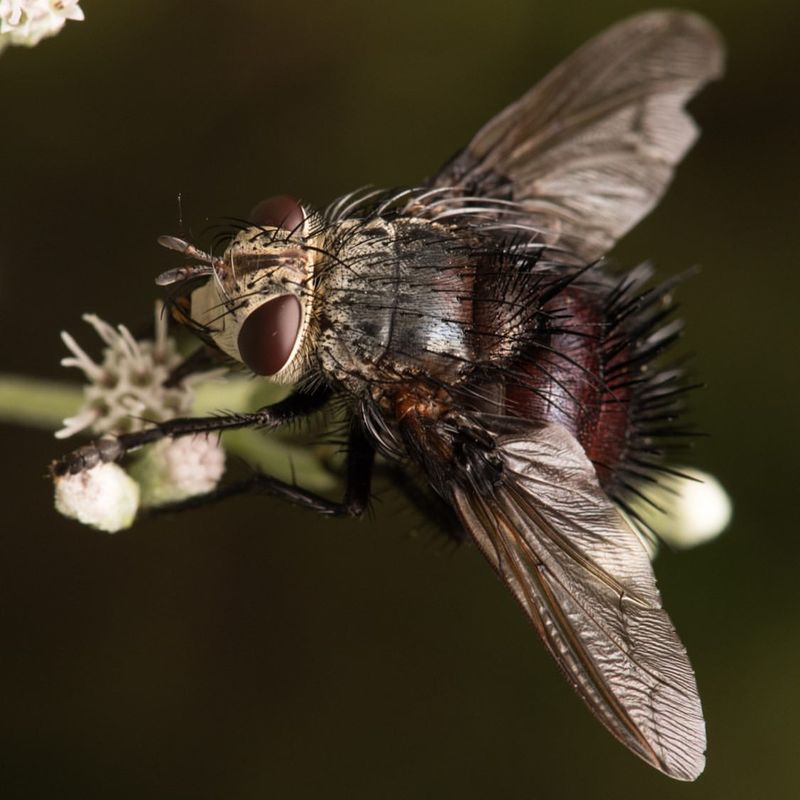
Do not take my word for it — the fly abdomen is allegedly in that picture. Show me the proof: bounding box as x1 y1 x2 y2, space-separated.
502 268 686 500
504 285 613 461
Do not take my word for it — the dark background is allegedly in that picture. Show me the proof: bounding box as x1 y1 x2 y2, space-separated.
1 1 798 797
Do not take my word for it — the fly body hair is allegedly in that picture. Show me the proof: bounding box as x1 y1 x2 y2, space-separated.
586 262 701 525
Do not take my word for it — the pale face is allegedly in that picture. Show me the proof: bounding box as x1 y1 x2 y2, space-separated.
189 198 319 384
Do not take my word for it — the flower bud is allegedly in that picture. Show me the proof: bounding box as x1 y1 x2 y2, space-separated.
633 468 732 551
130 434 226 507
54 462 140 533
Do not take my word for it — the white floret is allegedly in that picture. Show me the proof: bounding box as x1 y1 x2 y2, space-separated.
54 462 140 533
0 1 84 48
130 434 227 507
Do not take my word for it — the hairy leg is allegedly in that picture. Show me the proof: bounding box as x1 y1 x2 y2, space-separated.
51 386 332 476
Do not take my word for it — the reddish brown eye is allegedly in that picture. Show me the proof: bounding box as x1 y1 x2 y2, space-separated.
237 294 302 376
248 195 304 232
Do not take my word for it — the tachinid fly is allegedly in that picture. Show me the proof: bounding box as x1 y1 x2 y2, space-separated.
53 10 725 780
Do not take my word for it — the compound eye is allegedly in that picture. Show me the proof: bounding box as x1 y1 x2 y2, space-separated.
237 294 302 376
248 195 304 233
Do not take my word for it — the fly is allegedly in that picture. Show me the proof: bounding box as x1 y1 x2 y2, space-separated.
52 10 725 780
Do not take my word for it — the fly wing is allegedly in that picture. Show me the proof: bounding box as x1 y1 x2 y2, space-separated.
449 421 705 780
411 11 724 262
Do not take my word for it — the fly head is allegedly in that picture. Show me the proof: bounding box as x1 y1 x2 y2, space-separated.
158 195 322 385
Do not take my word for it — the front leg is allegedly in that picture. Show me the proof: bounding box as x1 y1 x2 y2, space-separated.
50 385 332 476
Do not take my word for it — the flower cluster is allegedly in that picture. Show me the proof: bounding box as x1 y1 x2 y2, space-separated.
57 307 196 440
53 304 227 532
0 0 83 50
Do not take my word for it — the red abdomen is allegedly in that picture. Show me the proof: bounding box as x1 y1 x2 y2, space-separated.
504 285 637 491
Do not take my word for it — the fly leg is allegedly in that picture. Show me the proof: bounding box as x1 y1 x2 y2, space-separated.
50 386 332 477
145 423 375 518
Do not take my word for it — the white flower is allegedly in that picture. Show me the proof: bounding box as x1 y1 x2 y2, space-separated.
0 0 83 48
54 302 229 525
56 301 220 440
130 434 226 507
631 468 732 552
54 461 140 533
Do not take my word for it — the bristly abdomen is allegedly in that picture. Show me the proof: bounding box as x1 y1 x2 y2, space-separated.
500 264 692 509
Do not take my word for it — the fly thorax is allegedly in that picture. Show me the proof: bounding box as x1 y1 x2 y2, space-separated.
315 217 477 393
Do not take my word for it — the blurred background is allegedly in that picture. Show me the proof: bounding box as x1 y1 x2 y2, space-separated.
0 0 797 797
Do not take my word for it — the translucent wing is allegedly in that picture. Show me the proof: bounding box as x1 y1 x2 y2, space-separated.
412 11 725 262
449 422 705 780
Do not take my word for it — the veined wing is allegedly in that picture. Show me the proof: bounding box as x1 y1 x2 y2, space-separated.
411 11 724 262
449 421 705 780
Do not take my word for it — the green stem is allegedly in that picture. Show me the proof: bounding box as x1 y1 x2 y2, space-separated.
0 375 83 429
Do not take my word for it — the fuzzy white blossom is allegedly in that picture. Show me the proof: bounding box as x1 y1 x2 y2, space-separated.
54 461 140 533
0 0 83 49
130 434 227 507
